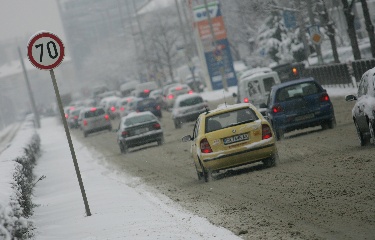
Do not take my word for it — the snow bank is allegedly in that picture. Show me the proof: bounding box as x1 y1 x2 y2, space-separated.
0 116 40 239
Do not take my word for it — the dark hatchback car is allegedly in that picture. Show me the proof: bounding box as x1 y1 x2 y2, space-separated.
116 111 164 153
264 77 336 140
129 97 162 118
345 66 375 146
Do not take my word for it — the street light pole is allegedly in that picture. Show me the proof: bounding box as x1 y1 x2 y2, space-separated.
17 46 40 128
174 0 199 92
132 0 150 82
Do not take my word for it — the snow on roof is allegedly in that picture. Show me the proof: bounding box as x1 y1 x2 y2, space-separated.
0 58 36 79
0 56 71 79
208 102 256 115
239 67 272 80
137 0 173 15
175 92 202 102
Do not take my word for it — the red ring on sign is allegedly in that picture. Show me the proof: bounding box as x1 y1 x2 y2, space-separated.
27 32 65 70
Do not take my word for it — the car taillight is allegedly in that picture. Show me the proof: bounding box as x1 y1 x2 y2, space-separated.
200 138 212 153
83 120 88 126
320 93 330 102
104 114 110 120
156 105 161 110
244 97 249 103
153 123 161 129
65 113 68 119
176 87 182 90
110 106 116 112
144 89 150 93
188 90 193 94
168 94 174 99
262 124 272 140
90 107 97 112
272 105 283 113
120 107 125 111
121 131 128 137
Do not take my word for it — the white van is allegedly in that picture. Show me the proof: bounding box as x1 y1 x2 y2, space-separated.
234 71 280 108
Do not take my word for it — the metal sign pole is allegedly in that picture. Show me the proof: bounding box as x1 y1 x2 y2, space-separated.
49 69 91 217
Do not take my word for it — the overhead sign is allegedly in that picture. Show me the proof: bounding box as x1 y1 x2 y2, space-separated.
193 2 237 90
27 31 65 70
283 10 297 29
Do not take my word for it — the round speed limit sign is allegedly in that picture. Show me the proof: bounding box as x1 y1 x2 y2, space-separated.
27 31 65 70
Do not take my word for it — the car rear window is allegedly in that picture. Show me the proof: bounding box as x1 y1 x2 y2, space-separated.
171 86 189 93
72 109 81 116
179 97 203 107
84 108 105 118
205 108 258 133
138 99 155 107
276 82 320 102
125 114 156 126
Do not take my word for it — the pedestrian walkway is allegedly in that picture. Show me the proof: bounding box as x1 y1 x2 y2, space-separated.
32 117 240 239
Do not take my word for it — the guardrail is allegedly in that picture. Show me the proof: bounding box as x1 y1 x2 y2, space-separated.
351 58 375 82
303 63 352 86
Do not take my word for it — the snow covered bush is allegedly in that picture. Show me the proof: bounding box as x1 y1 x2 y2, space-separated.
0 119 40 240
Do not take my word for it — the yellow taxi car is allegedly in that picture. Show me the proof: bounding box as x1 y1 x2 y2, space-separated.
182 103 278 182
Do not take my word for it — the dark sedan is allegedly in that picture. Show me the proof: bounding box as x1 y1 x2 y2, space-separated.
130 97 162 118
116 111 164 153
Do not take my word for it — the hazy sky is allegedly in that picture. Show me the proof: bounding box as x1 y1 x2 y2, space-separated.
0 0 65 42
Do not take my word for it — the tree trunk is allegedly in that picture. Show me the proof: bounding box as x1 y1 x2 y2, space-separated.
341 0 361 60
360 0 375 58
228 40 241 61
320 0 340 63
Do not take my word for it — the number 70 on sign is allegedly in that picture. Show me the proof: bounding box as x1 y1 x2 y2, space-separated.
27 31 65 70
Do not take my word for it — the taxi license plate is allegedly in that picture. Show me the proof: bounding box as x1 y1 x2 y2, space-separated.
134 128 148 135
223 133 249 145
295 113 314 121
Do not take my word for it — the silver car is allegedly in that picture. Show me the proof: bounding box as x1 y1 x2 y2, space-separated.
78 107 112 137
172 93 208 129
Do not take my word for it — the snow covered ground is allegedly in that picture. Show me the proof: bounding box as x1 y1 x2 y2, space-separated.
0 85 357 239
31 117 240 239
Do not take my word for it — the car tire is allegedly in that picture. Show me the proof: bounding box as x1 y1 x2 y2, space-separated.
369 120 375 144
263 152 279 168
322 117 336 130
120 142 128 154
174 119 182 129
199 161 212 182
355 119 369 146
194 163 203 181
328 116 336 129
275 128 284 141
157 136 164 146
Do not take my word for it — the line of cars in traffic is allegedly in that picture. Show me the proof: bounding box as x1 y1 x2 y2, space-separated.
181 65 375 182
63 81 198 152
63 65 375 183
